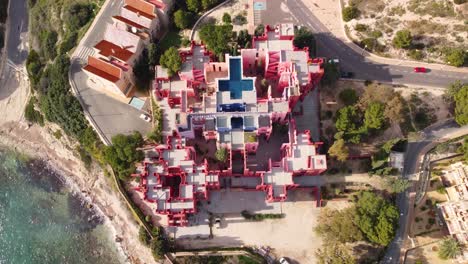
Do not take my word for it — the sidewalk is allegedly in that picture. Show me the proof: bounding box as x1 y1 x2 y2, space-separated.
300 0 468 74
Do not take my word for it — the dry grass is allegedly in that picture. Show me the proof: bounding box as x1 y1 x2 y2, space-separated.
406 20 449 35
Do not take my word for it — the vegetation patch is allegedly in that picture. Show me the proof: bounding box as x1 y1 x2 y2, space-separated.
241 210 284 221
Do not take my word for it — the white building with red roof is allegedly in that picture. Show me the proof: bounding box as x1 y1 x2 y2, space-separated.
83 0 172 99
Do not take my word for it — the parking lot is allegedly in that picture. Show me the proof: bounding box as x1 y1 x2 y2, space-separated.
171 189 322 264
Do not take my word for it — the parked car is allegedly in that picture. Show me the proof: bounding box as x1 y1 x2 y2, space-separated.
340 71 354 78
139 113 152 122
279 257 290 264
328 58 340 64
215 216 221 228
414 67 427 73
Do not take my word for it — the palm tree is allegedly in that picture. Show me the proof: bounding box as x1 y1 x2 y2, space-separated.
438 237 462 260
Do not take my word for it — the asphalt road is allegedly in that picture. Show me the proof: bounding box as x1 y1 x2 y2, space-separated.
259 0 467 88
70 0 151 144
382 120 464 264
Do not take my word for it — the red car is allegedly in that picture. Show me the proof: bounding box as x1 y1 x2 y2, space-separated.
414 67 427 73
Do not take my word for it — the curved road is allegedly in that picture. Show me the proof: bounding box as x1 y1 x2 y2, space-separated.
262 0 467 88
382 120 468 264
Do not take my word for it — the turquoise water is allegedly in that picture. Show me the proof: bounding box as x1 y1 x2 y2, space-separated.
0 149 124 264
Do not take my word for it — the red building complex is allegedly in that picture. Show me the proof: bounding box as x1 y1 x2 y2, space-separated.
133 24 327 226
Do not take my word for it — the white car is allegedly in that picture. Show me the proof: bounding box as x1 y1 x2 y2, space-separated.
139 113 152 122
279 257 290 264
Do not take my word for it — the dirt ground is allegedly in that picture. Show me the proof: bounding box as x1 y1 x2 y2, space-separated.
173 189 324 264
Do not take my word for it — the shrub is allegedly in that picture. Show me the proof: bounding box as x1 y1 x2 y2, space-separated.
342 6 359 22
241 210 284 221
445 48 466 67
428 218 436 225
454 0 467 4
66 3 94 30
438 237 462 259
370 30 383 39
24 96 44 126
233 14 247 25
393 30 412 49
354 24 368 32
254 24 265 36
222 12 231 24
138 226 151 246
436 185 446 194
174 10 193 29
408 49 424 60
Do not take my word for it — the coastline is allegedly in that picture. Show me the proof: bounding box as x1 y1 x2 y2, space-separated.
0 121 155 264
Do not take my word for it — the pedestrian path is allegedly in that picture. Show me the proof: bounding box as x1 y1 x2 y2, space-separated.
74 46 95 60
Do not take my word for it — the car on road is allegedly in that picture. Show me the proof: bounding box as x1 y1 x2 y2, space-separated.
215 216 222 228
340 71 354 78
139 113 152 122
413 67 427 73
279 257 290 264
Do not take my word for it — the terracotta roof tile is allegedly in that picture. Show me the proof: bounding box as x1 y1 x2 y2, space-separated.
84 56 121 83
125 0 156 17
95 39 134 62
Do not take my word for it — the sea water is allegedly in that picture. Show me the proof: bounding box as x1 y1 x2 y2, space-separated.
0 149 124 264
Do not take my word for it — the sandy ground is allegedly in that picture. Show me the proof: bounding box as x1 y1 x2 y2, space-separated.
343 0 467 63
0 64 29 126
172 189 322 264
0 121 156 264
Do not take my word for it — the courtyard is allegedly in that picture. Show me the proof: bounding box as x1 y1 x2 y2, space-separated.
170 189 322 264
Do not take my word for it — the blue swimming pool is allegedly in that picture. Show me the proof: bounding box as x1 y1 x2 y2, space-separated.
218 57 253 100
253 1 266 11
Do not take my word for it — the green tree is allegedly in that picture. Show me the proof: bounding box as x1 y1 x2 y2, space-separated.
186 0 201 13
138 226 151 246
150 238 167 260
338 88 358 106
461 136 468 162
201 0 218 10
215 147 228 162
438 237 462 260
133 48 152 91
446 48 466 67
328 139 349 162
254 24 265 36
386 178 411 193
454 85 468 125
293 27 316 57
199 24 233 57
321 62 340 86
315 208 363 243
174 10 192 29
316 242 356 264
354 191 399 246
67 3 93 30
222 12 231 24
159 47 182 77
342 6 359 22
148 43 159 66
236 30 251 48
364 102 386 130
103 132 144 180
336 106 359 132
393 30 412 49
